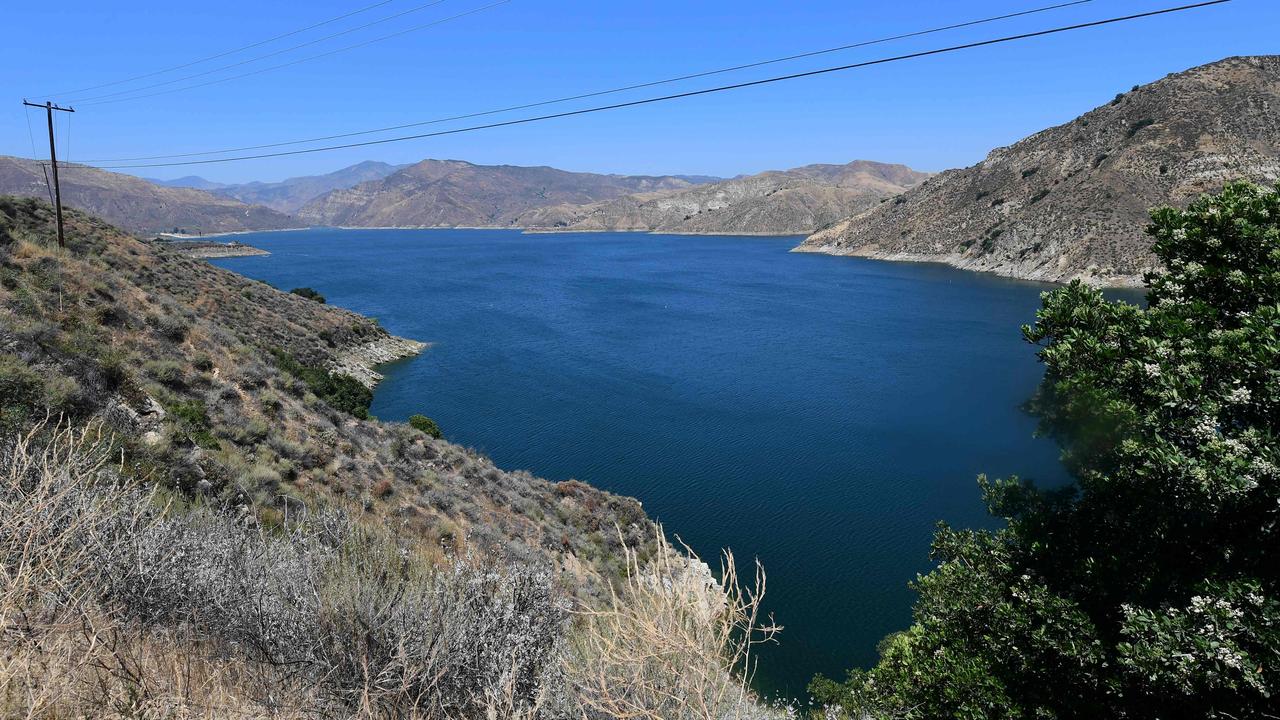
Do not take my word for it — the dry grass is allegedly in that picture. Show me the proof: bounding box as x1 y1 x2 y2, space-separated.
0 421 563 719
0 419 786 719
562 531 782 720
0 421 310 718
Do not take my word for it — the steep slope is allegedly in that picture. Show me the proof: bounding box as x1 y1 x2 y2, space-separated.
210 161 409 213
798 56 1280 284
0 195 650 580
297 159 712 227
516 160 930 235
0 156 296 235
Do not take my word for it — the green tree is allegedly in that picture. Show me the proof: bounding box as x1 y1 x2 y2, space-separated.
408 414 442 439
813 182 1280 718
289 287 326 303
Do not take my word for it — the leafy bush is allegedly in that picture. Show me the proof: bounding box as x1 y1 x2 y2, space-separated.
270 350 372 419
408 413 443 439
289 287 326 304
814 182 1280 719
166 399 218 450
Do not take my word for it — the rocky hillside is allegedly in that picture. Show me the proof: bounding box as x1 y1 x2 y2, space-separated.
0 156 296 236
0 195 650 582
208 161 409 213
517 160 929 235
297 159 715 227
798 56 1280 284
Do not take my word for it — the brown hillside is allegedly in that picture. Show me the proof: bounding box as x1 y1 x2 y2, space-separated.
798 56 1280 284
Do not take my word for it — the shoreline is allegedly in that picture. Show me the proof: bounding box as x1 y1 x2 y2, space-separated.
791 243 1145 288
185 224 1142 288
330 335 429 389
181 223 811 239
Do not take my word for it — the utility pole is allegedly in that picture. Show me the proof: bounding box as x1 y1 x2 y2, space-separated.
22 100 75 249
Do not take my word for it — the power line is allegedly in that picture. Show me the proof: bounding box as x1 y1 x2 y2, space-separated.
81 0 1097 164
91 0 1231 171
64 0 454 104
77 0 511 107
42 0 398 99
23 101 76 248
23 107 56 207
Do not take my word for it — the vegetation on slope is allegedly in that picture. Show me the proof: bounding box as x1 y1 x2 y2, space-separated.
0 195 790 718
0 194 650 586
0 423 781 718
812 182 1280 718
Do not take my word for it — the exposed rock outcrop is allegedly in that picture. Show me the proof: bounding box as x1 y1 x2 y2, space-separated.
330 335 428 389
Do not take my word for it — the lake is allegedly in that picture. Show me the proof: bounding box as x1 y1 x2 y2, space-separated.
213 228 1133 698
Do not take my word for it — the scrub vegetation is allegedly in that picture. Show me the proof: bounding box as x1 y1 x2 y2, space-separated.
0 195 785 718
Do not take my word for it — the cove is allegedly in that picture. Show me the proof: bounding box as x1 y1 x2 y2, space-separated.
213 228 1137 698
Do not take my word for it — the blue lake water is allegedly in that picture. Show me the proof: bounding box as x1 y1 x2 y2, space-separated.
213 228 1136 697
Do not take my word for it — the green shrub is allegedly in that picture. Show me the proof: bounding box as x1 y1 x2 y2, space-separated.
289 287 326 304
408 414 443 439
143 360 186 389
167 399 218 450
270 350 371 419
815 182 1280 719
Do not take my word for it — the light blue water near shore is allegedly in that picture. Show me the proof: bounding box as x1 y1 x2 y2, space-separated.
213 228 1141 697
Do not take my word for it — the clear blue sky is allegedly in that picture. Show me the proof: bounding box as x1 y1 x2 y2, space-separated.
2 0 1274 183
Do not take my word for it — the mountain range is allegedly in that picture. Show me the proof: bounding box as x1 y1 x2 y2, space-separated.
512 160 929 235
152 161 409 214
294 159 721 227
3 56 1275 283
0 156 296 236
798 55 1280 284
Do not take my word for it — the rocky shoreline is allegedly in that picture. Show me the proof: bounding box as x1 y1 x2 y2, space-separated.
330 334 429 389
791 243 1146 287
157 239 272 258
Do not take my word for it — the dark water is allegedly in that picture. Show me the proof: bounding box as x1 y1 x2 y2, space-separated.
213 228 1134 697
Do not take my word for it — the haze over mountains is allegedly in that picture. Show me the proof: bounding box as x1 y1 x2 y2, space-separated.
150 161 408 214
799 56 1280 284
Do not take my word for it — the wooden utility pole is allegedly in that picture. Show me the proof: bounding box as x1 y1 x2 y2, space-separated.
22 100 75 249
